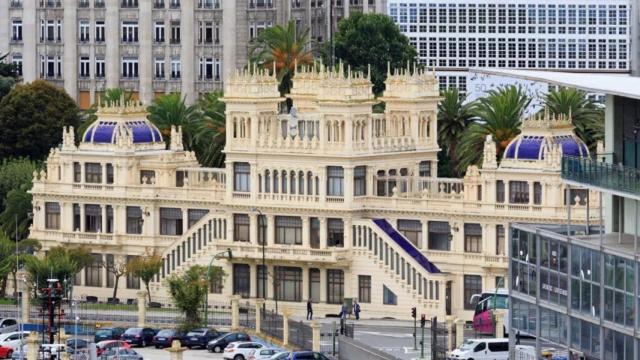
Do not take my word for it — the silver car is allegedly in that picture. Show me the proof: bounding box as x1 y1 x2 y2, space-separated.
99 347 143 360
0 319 18 335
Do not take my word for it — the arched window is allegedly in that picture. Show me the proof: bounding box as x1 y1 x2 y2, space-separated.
298 171 305 195
307 171 314 195
264 170 271 193
281 170 288 194
290 171 296 194
273 170 279 193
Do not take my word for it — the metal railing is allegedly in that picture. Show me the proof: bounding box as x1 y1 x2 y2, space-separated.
288 319 313 350
239 302 255 328
260 309 283 341
561 155 640 196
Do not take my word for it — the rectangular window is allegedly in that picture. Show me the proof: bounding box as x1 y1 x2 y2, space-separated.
121 21 139 42
233 214 250 242
126 255 140 289
274 266 302 302
95 20 105 42
85 254 103 287
233 264 250 298
509 181 529 203
160 207 183 235
12 20 22 41
275 216 302 245
154 58 165 79
383 285 397 305
496 225 505 255
95 58 105 78
398 220 422 248
327 166 344 196
428 221 451 251
73 162 81 182
126 206 143 234
310 217 320 249
105 205 113 233
171 59 181 79
84 204 102 232
256 265 266 299
327 269 344 304
327 218 344 247
309 268 320 302
234 162 250 192
85 163 102 183
464 223 482 253
79 20 90 41
419 161 431 177
73 204 80 231
79 56 90 78
354 166 366 196
122 58 139 78
140 170 155 184
154 21 165 42
496 180 505 203
188 209 208 228
533 181 542 204
45 202 60 230
358 275 371 303
464 275 482 310
171 21 180 43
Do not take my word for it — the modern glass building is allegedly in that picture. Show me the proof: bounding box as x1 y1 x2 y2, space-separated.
484 69 640 359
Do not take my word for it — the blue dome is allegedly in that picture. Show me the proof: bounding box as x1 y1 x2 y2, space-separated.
83 120 163 144
504 134 589 161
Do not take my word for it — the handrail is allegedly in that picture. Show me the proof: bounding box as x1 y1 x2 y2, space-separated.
562 155 640 196
372 219 441 273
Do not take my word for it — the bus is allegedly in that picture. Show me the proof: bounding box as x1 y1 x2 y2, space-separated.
470 288 509 335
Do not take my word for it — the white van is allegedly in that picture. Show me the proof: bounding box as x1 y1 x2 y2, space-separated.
448 338 509 360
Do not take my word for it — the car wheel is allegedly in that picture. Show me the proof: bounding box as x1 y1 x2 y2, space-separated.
214 345 222 353
7 350 13 359
233 355 244 360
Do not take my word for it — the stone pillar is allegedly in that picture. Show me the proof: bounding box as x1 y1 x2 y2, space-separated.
343 218 352 249
255 298 264 334
250 163 259 200
302 267 310 301
319 218 327 249
63 0 78 101
59 329 70 360
22 0 37 83
165 340 186 360
266 215 275 246
80 205 86 232
182 209 189 234
26 332 38 360
319 268 327 303
101 205 107 233
267 265 275 300
302 217 310 248
421 220 428 249
22 284 31 323
105 0 120 88
282 307 292 346
180 0 196 104
311 321 321 352
250 213 258 245
231 295 240 331
136 291 147 327
494 310 506 338
139 0 153 105
446 316 454 352
455 319 465 349
249 263 257 298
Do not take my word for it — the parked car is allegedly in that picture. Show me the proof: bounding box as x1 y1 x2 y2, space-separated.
66 338 91 354
248 348 279 360
447 338 509 360
183 328 224 349
152 329 186 348
269 352 290 360
0 332 29 350
0 344 14 359
288 352 332 360
121 328 156 347
94 327 125 343
96 340 132 356
207 332 251 353
99 347 143 360
222 342 264 360
0 320 18 335
15 344 66 360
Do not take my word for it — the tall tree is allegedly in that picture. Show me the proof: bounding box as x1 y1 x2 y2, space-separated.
0 236 41 298
331 12 418 95
102 257 130 302
166 265 225 329
250 20 313 95
0 158 40 213
544 88 604 152
0 80 80 160
0 187 32 240
0 54 19 101
457 86 531 173
128 251 163 303
25 246 93 290
438 88 474 177
193 91 227 168
147 93 202 149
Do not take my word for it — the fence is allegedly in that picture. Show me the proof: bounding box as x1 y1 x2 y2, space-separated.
287 319 313 351
260 309 283 342
431 317 450 360
239 301 255 328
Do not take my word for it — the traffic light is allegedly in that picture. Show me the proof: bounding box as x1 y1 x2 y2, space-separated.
420 314 426 328
411 307 417 318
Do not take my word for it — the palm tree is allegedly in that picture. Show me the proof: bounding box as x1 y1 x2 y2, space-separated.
193 91 226 168
147 93 203 149
544 87 604 152
250 20 313 95
457 86 531 173
438 88 474 177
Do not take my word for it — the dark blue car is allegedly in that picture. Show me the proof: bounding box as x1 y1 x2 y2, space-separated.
121 327 156 347
183 328 224 349
152 329 186 348
289 351 331 360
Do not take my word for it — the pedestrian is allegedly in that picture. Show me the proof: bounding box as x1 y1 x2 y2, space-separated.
353 301 361 320
306 298 313 320
340 303 348 319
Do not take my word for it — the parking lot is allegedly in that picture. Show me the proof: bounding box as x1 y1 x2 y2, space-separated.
135 346 226 360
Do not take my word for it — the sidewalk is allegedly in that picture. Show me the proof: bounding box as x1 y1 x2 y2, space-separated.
289 314 414 328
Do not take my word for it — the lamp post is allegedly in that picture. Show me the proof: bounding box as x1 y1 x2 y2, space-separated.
251 208 266 313
204 249 232 326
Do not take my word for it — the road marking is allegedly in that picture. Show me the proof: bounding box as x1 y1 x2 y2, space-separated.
358 331 414 338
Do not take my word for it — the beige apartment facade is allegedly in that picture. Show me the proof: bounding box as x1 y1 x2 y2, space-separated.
28 65 596 321
0 0 386 108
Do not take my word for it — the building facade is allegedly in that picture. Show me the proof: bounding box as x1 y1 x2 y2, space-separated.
388 0 631 94
28 65 596 321
0 0 386 108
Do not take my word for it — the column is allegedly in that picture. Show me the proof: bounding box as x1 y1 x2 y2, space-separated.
454 319 465 349
63 0 78 101
344 218 352 249
528 181 534 205
22 0 37 82
319 218 327 249
249 263 257 299
319 167 327 204
343 0 349 17
230 295 240 331
139 0 153 105
80 205 86 232
0 0 8 56
22 284 31 323
249 213 258 245
182 209 189 234
27 332 39 360
266 215 275 246
136 291 147 326
302 217 310 248
311 321 321 352
319 268 327 303
221 0 236 83
362 0 369 13
302 267 310 301
366 167 374 196
180 0 196 104
421 220 427 250
250 163 259 200
165 340 187 360
101 205 107 233
266 264 275 300
344 166 354 205
282 308 292 345
255 298 264 334
105 0 120 88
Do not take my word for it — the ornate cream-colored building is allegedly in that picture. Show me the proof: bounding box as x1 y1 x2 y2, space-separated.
29 64 596 320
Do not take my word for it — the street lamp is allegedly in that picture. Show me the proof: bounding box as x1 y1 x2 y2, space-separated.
204 248 233 326
251 208 267 313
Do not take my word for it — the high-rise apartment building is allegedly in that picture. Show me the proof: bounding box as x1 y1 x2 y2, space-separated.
0 0 387 108
388 0 631 94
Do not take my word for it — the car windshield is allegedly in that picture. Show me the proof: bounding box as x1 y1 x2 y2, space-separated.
156 330 174 336
124 328 141 334
96 329 112 336
460 340 478 351
186 331 204 336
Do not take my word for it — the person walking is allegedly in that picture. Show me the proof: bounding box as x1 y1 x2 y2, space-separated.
353 301 361 320
306 299 313 320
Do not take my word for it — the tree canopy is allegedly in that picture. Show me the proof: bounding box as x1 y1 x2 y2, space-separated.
331 12 418 95
0 80 80 160
438 88 474 177
25 246 92 290
0 235 41 298
128 251 163 303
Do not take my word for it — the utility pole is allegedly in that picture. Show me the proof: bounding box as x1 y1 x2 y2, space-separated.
420 314 426 359
411 307 417 350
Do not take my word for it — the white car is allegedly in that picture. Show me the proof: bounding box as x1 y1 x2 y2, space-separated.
247 348 279 360
0 319 18 335
223 342 264 360
0 332 30 350
447 338 509 360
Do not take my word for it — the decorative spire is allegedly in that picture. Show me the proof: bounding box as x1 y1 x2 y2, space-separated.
482 135 498 170
61 126 76 150
170 126 184 151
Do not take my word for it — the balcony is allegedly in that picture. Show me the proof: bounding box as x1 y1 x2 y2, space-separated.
562 155 640 198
